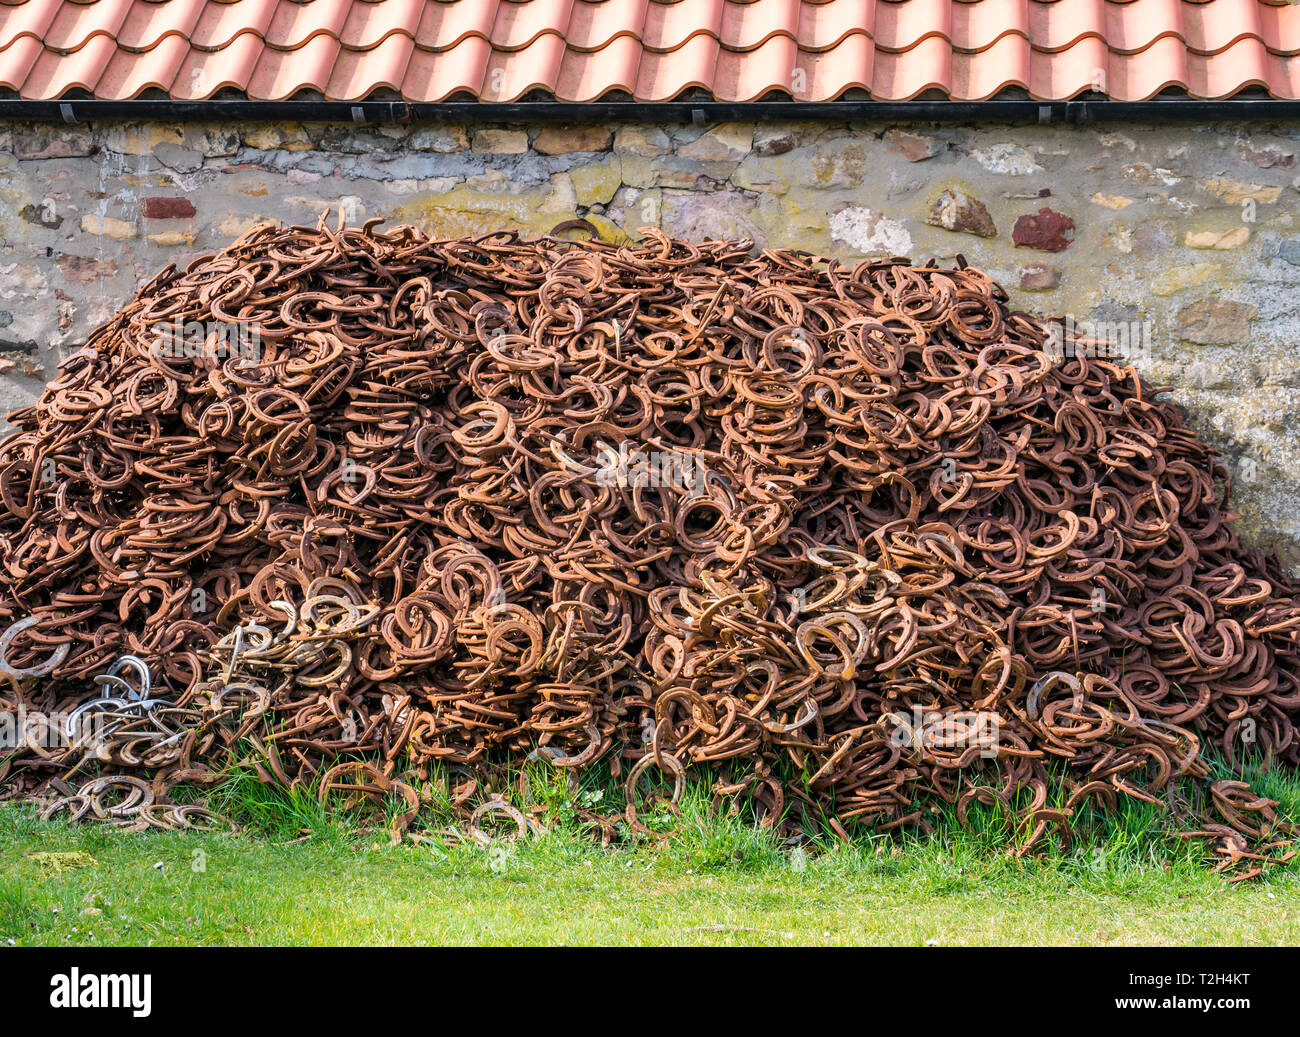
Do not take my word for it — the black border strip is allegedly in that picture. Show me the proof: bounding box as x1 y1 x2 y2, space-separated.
2 945 1293 1026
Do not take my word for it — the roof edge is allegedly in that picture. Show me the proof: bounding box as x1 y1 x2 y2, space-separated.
5 97 1300 125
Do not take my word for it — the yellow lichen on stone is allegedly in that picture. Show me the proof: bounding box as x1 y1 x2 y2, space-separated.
1185 227 1250 250
80 214 136 239
147 231 196 247
1152 262 1224 296
244 124 314 152
1202 177 1282 205
1090 193 1134 209
392 174 579 238
105 123 185 156
570 214 636 245
570 155 622 207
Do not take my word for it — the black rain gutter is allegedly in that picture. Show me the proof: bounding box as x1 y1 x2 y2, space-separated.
2 98 1300 124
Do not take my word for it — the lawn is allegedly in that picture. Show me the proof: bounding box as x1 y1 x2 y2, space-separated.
2 764 1298 946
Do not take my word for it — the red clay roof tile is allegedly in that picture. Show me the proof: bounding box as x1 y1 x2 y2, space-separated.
43 0 132 52
0 0 58 50
264 0 353 50
0 34 44 89
643 0 727 53
950 0 1029 52
116 0 204 49
565 0 649 52
401 32 489 99
638 30 719 97
717 31 800 94
337 0 423 48
190 0 277 50
492 0 573 52
97 30 188 94
414 0 494 51
247 28 337 95
718 0 802 51
557 33 640 97
1028 0 1107 53
173 28 260 93
480 30 565 98
797 0 873 52
803 31 874 97
326 27 411 94
22 30 115 94
3 0 1300 102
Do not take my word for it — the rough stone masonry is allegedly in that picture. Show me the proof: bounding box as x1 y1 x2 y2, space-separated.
1 116 1299 563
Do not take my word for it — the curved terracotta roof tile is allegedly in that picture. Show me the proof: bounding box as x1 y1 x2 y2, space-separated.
413 0 495 51
479 30 564 98
1026 0 1104 53
401 33 489 99
1185 0 1272 54
949 0 1028 52
554 33 634 97
0 0 58 50
802 31 873 98
637 30 719 97
1108 35 1193 97
492 0 573 52
953 34 1034 95
797 0 873 52
565 0 650 52
116 0 203 49
1266 48 1300 94
872 0 950 52
1104 0 1188 55
337 0 423 48
3 0 1300 102
191 0 277 50
715 31 798 96
43 0 133 52
717 0 802 51
21 30 114 94
871 32 948 95
643 0 725 53
0 33 44 89
172 28 260 94
1032 33 1114 97
97 29 187 93
264 0 353 49
1187 34 1271 93
247 28 337 94
325 27 411 94
1258 3 1300 54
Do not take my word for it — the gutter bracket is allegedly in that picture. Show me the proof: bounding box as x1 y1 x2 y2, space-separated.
59 103 76 125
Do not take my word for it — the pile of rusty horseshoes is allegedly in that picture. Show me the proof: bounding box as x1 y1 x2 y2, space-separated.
0 215 1296 878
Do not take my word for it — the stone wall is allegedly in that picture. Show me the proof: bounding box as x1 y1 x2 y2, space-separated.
2 116 1299 562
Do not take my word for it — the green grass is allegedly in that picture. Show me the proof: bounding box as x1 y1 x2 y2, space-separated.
2 757 1298 946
